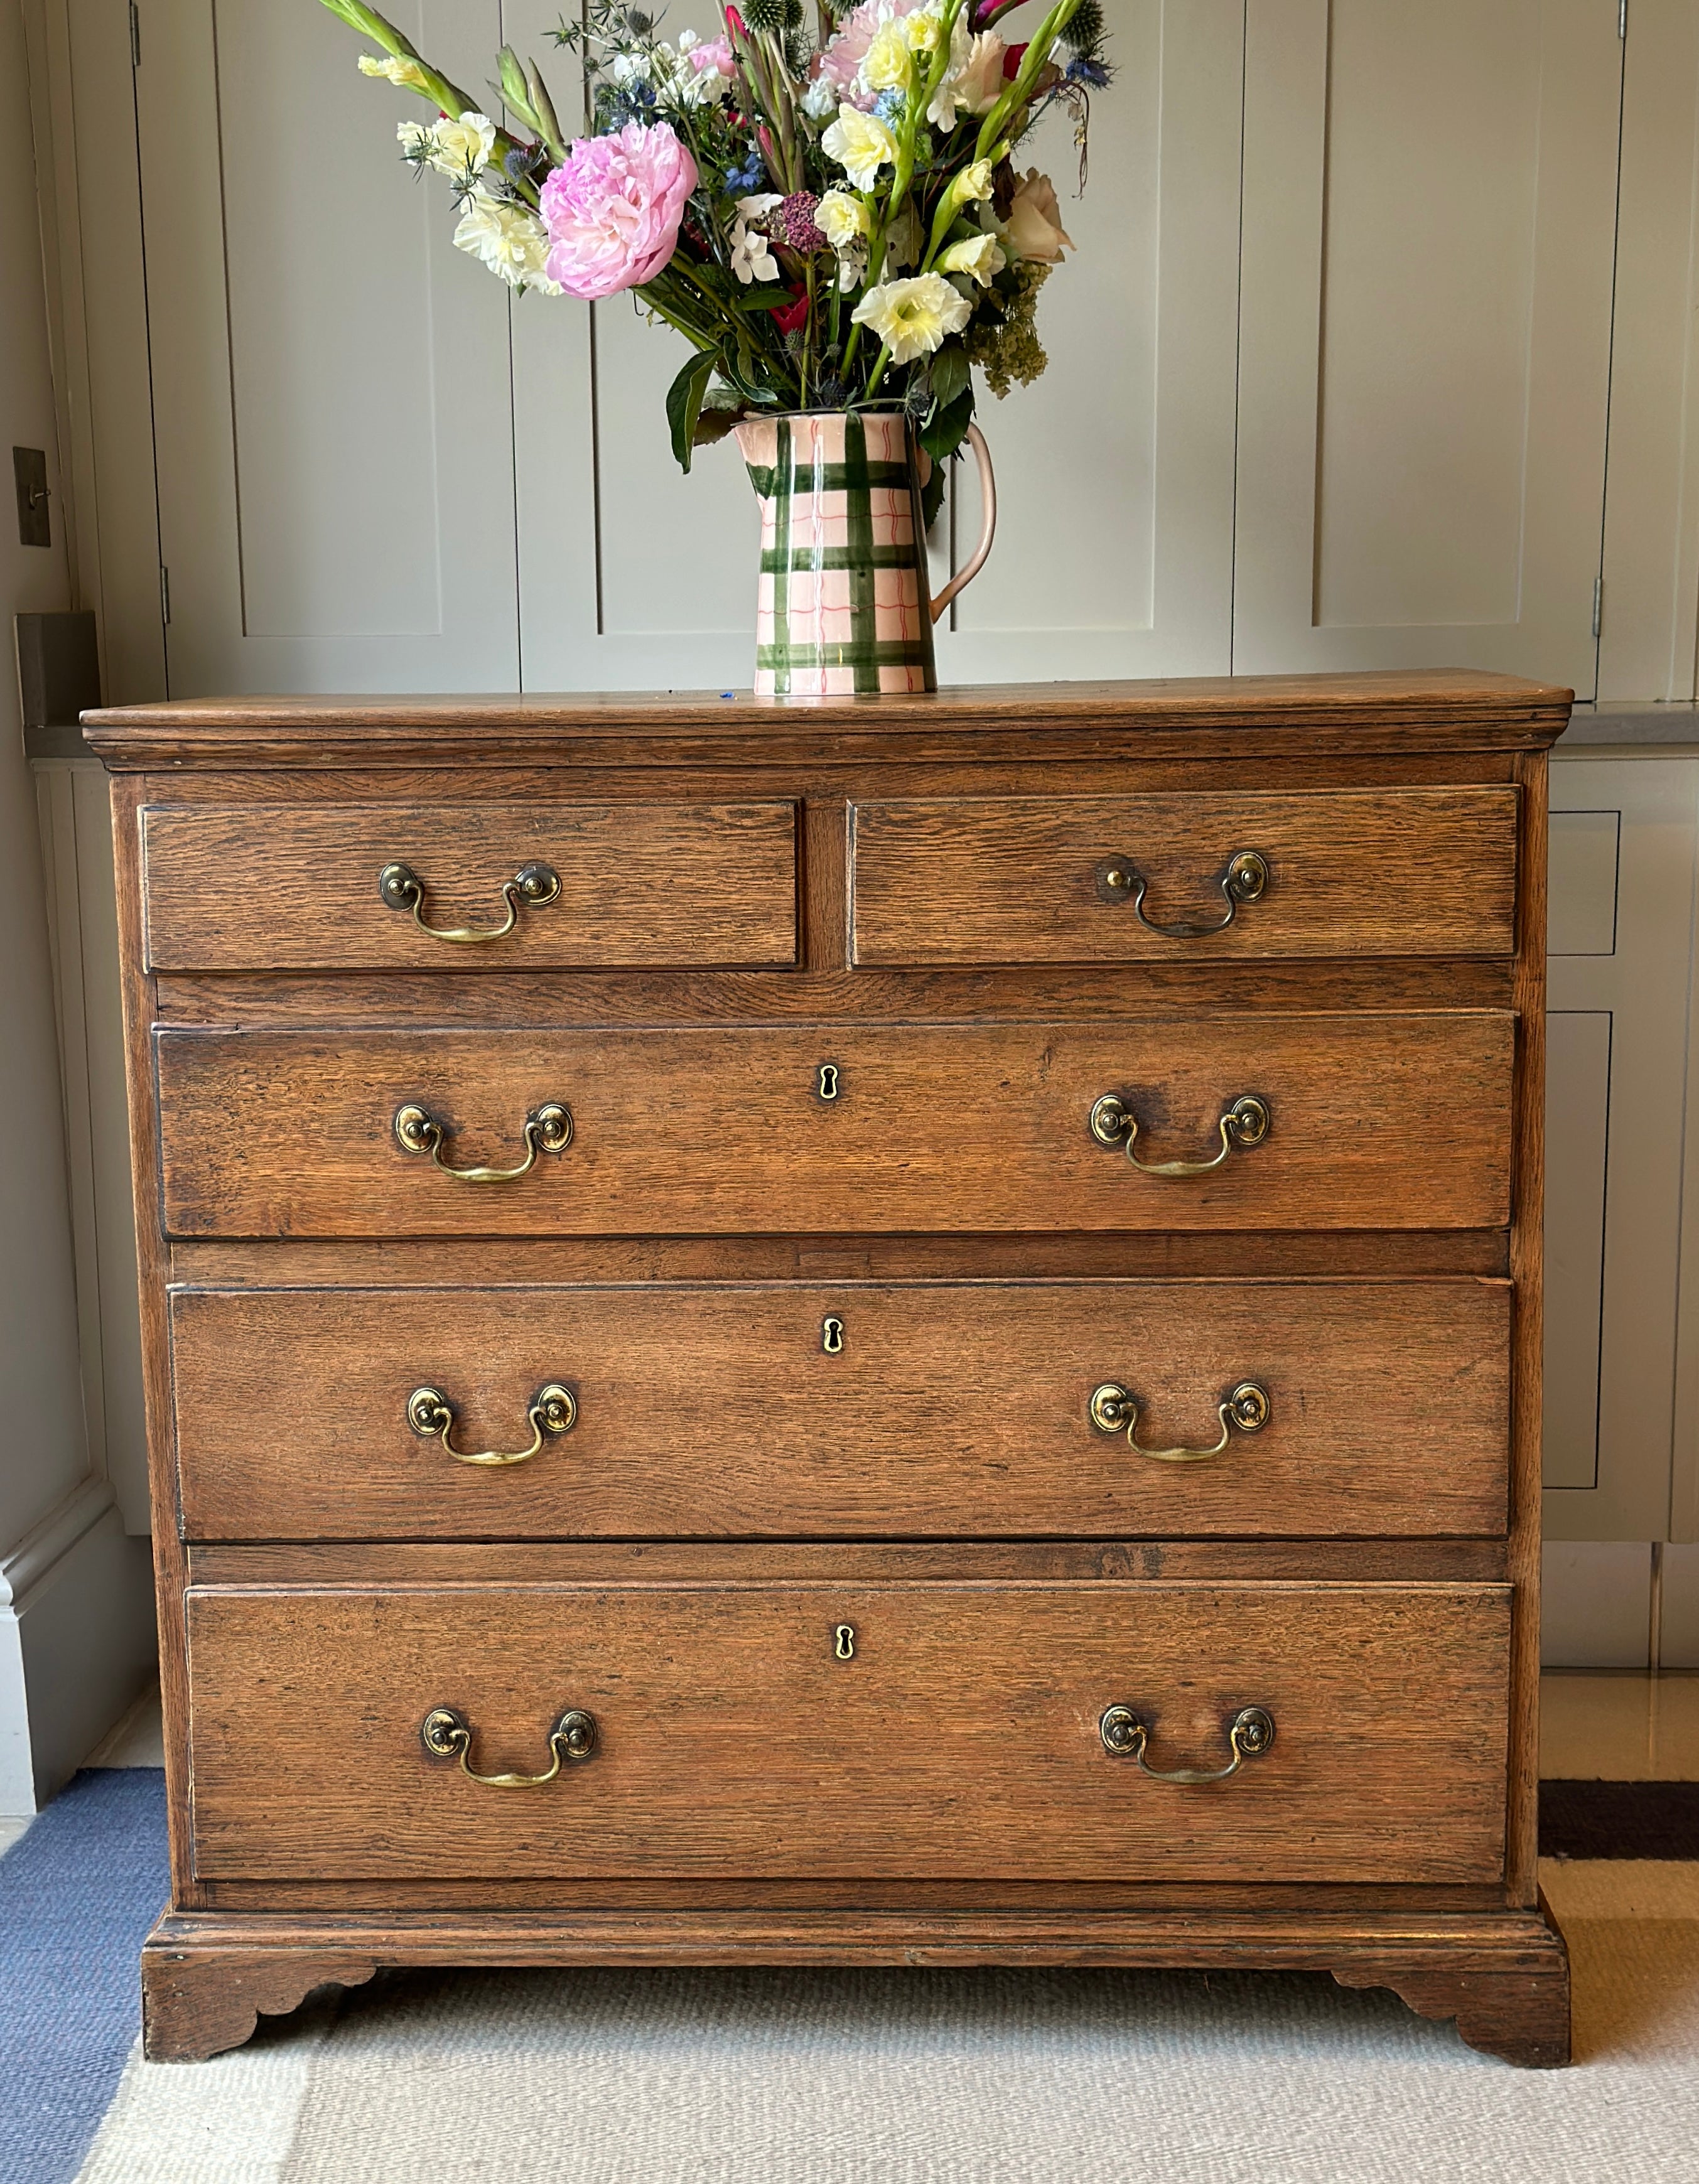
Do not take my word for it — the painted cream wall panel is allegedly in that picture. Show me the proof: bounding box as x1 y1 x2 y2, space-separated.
1598 0 1699 702
1543 1009 1610 1493
941 0 1243 682
40 0 165 702
513 0 1245 688
135 0 519 693
215 1 450 642
1545 758 1699 1542
1234 0 1621 691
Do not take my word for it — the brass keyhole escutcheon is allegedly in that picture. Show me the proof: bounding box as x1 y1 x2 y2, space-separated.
822 1316 845 1355
817 1063 841 1100
834 1623 856 1660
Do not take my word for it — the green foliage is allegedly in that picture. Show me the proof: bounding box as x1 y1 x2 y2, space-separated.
927 338 971 415
919 384 973 463
666 347 720 473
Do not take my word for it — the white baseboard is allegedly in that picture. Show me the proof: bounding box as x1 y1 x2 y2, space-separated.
0 1478 156 1814
1541 1541 1654 1668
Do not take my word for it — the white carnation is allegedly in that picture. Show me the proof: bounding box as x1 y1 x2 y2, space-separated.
453 189 560 293
402 109 497 181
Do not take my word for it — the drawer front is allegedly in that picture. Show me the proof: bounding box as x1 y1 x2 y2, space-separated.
170 1280 1509 1541
139 801 798 970
851 788 1518 964
185 1581 1509 1882
153 1014 1513 1237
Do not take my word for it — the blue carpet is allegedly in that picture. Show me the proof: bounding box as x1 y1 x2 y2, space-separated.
0 1769 168 2183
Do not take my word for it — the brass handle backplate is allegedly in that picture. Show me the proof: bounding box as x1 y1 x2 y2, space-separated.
421 1704 597 1786
407 1382 577 1466
1089 1379 1271 1462
1096 849 1269 937
379 859 560 944
394 1100 573 1182
1089 1092 1270 1175
1099 1704 1275 1782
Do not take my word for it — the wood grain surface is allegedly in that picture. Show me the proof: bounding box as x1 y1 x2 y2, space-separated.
851 788 1518 964
183 1579 1510 1883
84 670 1573 772
138 1902 1568 2065
168 1278 1509 1540
151 1013 1514 1237
141 801 798 971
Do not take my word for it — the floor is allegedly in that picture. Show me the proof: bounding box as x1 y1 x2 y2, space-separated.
1541 1671 1699 1780
0 1686 165 1859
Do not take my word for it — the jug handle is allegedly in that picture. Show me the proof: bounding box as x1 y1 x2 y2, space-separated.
928 424 997 626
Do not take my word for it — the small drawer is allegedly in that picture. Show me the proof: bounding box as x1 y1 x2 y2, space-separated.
184 1578 1510 1883
152 1012 1513 1238
850 788 1518 964
170 1279 1509 1541
139 800 799 971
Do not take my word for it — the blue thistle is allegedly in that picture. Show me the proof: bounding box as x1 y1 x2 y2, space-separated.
1066 54 1113 87
873 89 905 123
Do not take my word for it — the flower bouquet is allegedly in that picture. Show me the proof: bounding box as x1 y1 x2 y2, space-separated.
317 0 1113 693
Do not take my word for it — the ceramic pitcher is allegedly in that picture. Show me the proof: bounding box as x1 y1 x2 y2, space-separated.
733 408 996 697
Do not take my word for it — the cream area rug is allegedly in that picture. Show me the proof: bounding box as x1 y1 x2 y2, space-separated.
76 1863 1699 2184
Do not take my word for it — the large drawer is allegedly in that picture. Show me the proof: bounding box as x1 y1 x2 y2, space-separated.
139 800 799 970
184 1579 1510 1882
153 1014 1513 1237
850 788 1518 964
170 1279 1510 1540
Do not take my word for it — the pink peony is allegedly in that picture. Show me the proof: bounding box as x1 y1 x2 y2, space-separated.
539 122 698 300
689 36 735 78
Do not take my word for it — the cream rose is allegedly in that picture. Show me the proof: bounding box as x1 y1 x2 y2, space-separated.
863 20 912 90
1005 169 1075 262
817 190 871 248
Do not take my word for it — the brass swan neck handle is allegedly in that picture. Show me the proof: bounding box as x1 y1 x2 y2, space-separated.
1089 1092 1270 1175
1089 1380 1271 1463
379 859 560 944
394 1100 573 1182
407 1382 577 1466
1096 849 1270 938
1099 1704 1275 1782
421 1706 597 1787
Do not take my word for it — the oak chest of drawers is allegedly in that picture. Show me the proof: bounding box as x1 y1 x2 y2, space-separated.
86 672 1572 2065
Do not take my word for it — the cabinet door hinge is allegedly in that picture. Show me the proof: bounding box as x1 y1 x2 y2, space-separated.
129 1 140 67
159 564 171 627
1592 576 1604 641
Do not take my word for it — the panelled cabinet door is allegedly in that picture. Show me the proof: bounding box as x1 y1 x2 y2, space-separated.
508 0 1248 689
1233 0 1622 692
1544 758 1699 1541
134 0 520 694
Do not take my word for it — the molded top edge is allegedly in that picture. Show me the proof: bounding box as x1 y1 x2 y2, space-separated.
83 670 1573 768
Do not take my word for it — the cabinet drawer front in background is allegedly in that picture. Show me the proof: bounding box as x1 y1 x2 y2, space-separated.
170 1280 1510 1541
139 802 798 970
185 1581 1510 1883
851 788 1518 964
152 1014 1513 1237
